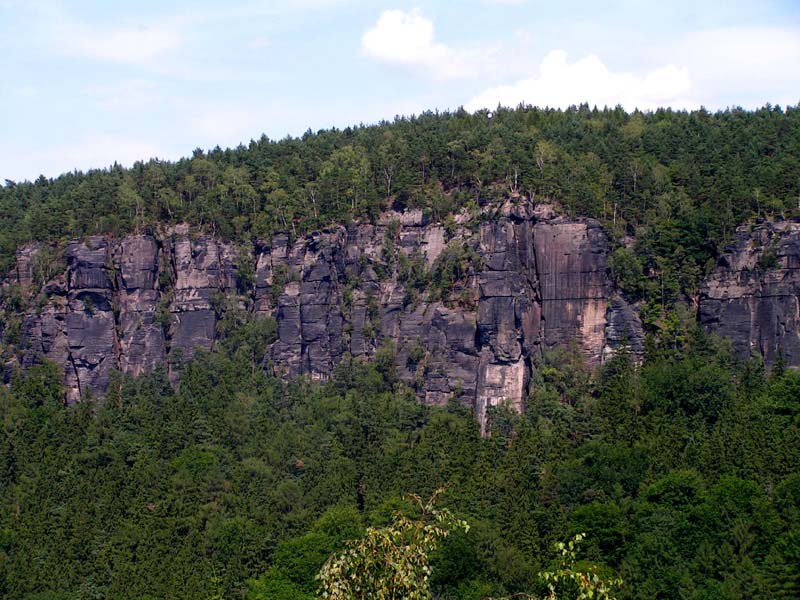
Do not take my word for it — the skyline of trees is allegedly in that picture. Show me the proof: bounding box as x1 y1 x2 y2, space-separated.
2 104 799 314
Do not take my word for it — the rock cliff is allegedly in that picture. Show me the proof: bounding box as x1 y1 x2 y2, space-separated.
699 218 800 365
4 200 644 429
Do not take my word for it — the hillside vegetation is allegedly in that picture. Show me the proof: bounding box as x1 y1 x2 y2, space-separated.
1 330 799 598
1 105 800 599
2 104 799 314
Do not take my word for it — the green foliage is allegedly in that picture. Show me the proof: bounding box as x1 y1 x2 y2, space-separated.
158 252 174 291
539 533 622 600
236 242 256 293
30 245 65 290
246 574 312 600
316 489 469 600
217 310 277 367
430 241 482 306
640 353 734 423
767 369 800 415
1 294 799 599
247 506 363 599
406 339 426 369
155 295 172 331
271 264 291 304
397 249 430 306
607 247 644 299
5 104 797 317
1 104 800 600
757 243 780 271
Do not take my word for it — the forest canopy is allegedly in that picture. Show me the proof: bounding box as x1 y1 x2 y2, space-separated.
2 104 799 311
1 104 800 599
1 326 799 599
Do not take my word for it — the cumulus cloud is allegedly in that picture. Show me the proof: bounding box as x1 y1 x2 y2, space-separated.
466 50 695 111
362 9 445 65
672 26 800 108
361 9 476 79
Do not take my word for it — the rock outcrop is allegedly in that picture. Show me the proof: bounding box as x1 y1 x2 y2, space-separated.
115 235 166 378
4 200 645 430
168 229 239 364
14 243 40 293
699 219 800 364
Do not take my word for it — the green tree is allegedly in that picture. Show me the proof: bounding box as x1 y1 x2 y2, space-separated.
316 489 468 600
319 145 372 220
539 534 623 600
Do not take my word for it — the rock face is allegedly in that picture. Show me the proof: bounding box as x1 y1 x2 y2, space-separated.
63 237 117 402
699 219 800 364
169 231 238 365
14 243 41 293
5 200 645 430
115 236 166 378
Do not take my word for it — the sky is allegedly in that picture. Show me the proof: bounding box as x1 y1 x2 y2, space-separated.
1 0 799 183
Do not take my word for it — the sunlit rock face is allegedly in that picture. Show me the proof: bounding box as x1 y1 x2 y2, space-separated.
168 231 238 367
700 219 800 365
6 199 644 430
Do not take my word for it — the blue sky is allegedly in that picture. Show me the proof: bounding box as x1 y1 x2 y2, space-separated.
2 0 799 182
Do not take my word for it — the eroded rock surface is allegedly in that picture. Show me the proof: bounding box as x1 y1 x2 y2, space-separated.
5 200 645 429
64 237 117 402
14 243 41 293
699 219 800 364
168 232 237 364
115 235 166 378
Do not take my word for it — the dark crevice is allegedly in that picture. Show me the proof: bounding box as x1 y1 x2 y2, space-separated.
66 350 80 403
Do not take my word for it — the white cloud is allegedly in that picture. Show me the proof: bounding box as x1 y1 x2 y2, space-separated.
57 21 182 64
54 21 255 82
466 26 800 113
361 9 475 79
465 50 695 111
671 27 800 108
361 9 446 65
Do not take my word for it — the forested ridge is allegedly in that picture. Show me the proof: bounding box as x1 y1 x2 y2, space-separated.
1 327 799 599
2 104 800 312
1 105 800 599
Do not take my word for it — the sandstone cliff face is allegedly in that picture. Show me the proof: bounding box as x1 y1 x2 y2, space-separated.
14 243 40 293
699 219 800 364
5 200 644 430
115 235 166 378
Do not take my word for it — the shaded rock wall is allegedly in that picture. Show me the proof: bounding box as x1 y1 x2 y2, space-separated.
115 235 166 378
5 201 645 430
699 219 800 364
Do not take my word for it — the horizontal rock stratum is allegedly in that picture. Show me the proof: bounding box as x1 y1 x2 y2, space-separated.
11 199 800 430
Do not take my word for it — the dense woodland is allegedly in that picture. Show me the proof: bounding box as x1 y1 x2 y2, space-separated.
2 104 800 312
1 321 799 599
1 105 800 598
